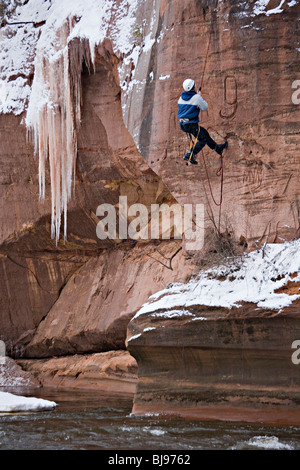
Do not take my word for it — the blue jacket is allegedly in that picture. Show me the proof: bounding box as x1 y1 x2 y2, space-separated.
178 91 208 123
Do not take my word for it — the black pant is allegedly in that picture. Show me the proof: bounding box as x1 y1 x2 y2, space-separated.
180 122 217 155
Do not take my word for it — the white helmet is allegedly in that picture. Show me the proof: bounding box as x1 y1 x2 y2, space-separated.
183 78 195 92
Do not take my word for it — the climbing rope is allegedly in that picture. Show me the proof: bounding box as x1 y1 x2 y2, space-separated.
187 129 224 235
200 22 213 90
201 150 224 234
198 21 224 235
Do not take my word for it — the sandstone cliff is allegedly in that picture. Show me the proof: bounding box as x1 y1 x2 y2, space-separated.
0 0 195 391
125 0 300 246
127 241 300 424
0 0 299 421
0 47 193 357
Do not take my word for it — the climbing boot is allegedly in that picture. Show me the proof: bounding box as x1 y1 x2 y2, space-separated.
215 141 228 156
183 152 198 165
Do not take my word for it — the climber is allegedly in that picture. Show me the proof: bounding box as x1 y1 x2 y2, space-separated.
178 78 228 165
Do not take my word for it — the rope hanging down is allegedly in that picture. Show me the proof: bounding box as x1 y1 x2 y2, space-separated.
198 22 224 235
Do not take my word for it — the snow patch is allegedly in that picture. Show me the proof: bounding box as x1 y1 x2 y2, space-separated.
150 309 195 319
127 333 142 342
0 391 56 413
159 74 171 81
252 0 298 16
143 32 155 53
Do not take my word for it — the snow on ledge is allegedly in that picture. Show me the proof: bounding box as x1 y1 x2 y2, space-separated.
252 0 298 16
0 391 57 413
133 240 300 319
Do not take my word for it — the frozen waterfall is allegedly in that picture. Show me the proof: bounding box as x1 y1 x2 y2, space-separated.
26 19 92 243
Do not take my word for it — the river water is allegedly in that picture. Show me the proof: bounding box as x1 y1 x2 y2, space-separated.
0 387 299 451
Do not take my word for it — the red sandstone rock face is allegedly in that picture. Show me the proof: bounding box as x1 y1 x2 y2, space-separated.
0 43 194 357
24 242 192 358
18 351 137 394
0 114 48 245
124 0 300 247
127 299 300 424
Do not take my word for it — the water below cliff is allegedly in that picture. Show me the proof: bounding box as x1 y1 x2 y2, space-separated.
0 387 299 451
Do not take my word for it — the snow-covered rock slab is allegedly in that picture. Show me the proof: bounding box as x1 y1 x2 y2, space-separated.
133 240 300 318
0 391 57 413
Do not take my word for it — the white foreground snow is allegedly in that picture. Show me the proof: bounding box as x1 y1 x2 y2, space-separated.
0 391 57 413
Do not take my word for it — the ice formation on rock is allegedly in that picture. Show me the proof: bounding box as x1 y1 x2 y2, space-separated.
26 19 92 243
20 0 147 243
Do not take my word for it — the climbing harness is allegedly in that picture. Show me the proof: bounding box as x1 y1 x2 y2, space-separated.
187 124 201 163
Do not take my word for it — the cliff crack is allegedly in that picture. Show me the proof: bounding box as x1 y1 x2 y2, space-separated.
146 245 182 271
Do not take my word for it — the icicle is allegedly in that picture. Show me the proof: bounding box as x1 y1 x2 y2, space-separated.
26 19 93 244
